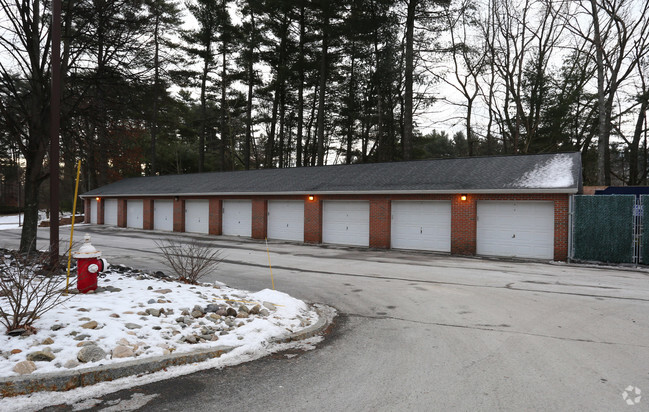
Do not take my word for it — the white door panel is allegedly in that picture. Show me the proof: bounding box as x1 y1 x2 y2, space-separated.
154 200 173 231
222 200 252 237
268 201 304 242
322 201 369 247
391 201 451 252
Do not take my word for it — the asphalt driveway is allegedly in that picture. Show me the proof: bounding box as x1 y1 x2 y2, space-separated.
1 225 648 411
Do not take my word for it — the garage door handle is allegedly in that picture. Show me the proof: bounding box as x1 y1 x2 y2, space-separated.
420 228 422 234
512 234 515 238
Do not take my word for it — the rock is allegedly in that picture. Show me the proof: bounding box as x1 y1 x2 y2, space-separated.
249 305 261 315
109 313 120 318
157 299 167 304
51 324 63 331
13 360 36 375
117 338 131 346
79 317 91 321
8 328 26 337
137 311 148 316
236 312 248 318
152 326 162 330
64 359 79 369
27 350 55 362
205 304 221 313
191 310 203 318
262 302 277 311
146 308 161 317
112 345 135 358
147 299 156 304
175 317 185 323
77 341 94 347
154 289 172 294
153 271 168 279
211 335 219 341
147 286 153 290
207 313 221 322
77 345 107 363
41 337 54 345
77 308 90 312
199 334 213 341
260 309 270 317
81 320 98 329
125 323 142 329
237 336 244 340
184 335 197 344
181 309 190 316
73 334 91 341
193 305 204 314
10 349 22 355
239 305 249 313
216 309 227 317
226 308 237 317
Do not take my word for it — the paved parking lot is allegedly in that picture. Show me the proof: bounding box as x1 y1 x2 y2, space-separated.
2 226 649 411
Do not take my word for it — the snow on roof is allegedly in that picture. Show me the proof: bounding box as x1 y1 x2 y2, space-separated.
513 153 575 188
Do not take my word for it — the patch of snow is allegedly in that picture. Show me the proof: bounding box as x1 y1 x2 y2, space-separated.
0 264 322 410
513 154 574 188
0 211 48 231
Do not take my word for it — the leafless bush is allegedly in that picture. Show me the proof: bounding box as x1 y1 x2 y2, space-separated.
155 238 222 284
0 249 75 334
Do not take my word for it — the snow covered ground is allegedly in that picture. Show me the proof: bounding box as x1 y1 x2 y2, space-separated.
0 263 325 410
0 212 81 231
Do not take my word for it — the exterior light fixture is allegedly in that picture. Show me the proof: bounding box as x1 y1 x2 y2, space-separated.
308 195 315 201
95 197 100 201
460 194 467 201
174 196 179 201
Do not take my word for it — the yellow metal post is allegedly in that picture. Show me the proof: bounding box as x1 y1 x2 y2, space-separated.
65 160 81 294
265 237 275 290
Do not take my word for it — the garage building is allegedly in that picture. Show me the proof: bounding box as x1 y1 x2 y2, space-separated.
81 152 581 261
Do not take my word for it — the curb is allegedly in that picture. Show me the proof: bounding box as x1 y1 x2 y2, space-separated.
0 305 334 397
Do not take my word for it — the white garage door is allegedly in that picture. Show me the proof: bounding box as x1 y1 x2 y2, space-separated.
89 199 98 224
391 201 451 252
104 199 118 226
322 201 369 247
185 200 209 234
222 200 252 237
154 200 173 231
477 201 554 259
126 200 143 229
268 200 304 242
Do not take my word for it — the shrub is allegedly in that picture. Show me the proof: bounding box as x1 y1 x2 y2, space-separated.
155 238 222 284
0 249 74 334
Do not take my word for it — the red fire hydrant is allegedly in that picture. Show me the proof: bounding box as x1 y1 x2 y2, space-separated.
73 234 108 293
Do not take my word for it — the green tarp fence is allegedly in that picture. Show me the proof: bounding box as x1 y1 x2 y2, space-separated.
642 195 649 264
572 195 635 264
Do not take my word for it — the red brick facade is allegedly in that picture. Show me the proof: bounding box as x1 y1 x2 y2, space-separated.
85 193 571 261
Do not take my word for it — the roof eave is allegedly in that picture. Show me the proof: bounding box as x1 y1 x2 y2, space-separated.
80 188 578 198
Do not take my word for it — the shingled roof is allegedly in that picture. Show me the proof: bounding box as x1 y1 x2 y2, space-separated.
80 152 582 198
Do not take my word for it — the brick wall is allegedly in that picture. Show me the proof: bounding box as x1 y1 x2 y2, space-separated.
209 199 222 235
117 199 127 227
84 199 90 223
88 192 571 261
173 198 185 232
304 197 322 244
97 199 104 225
369 198 390 248
251 199 267 239
143 199 154 230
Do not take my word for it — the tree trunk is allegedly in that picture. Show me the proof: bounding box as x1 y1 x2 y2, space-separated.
296 4 306 167
403 0 417 161
316 1 330 166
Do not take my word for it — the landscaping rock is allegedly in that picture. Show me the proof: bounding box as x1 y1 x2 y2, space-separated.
109 313 120 318
184 335 197 344
205 304 221 313
41 337 54 345
236 312 249 318
263 302 277 311
73 334 91 341
13 360 36 375
146 308 161 317
125 323 142 330
147 299 156 304
10 349 22 355
191 310 203 318
260 309 270 317
155 288 172 294
64 359 79 369
77 345 107 363
8 328 26 337
216 309 227 316
51 324 63 331
81 320 98 329
112 345 135 359
239 304 249 313
26 350 55 362
226 307 237 317
250 305 261 315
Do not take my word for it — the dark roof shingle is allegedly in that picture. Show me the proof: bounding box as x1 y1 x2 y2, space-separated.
81 152 582 197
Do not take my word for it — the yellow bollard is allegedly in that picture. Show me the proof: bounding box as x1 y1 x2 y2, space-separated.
65 160 81 294
265 237 275 290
